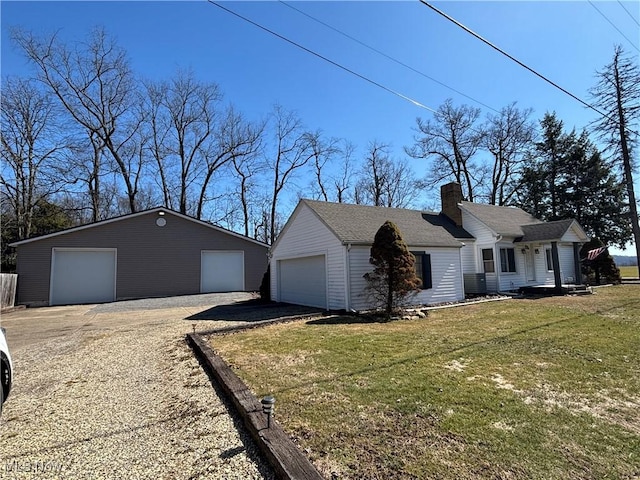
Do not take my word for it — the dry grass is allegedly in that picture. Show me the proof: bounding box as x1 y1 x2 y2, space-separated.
620 265 639 278
212 286 640 479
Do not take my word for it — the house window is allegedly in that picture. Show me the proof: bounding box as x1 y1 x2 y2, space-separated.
545 248 554 271
412 252 432 289
482 249 495 273
500 248 516 273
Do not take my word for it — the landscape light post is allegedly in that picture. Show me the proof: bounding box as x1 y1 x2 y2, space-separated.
261 395 275 429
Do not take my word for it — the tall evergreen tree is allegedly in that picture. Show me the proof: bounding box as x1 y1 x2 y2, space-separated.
516 113 630 248
559 131 631 247
363 221 422 318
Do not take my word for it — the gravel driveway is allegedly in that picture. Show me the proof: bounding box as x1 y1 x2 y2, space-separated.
0 293 276 479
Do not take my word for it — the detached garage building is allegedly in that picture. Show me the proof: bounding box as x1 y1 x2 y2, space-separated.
11 207 268 307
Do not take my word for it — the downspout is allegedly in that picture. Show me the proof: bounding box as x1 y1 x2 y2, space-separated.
267 249 275 302
495 235 502 292
345 243 352 311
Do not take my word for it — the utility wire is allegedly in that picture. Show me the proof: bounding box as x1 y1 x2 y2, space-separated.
206 1 436 112
279 0 499 113
588 0 640 53
617 0 640 28
418 0 610 120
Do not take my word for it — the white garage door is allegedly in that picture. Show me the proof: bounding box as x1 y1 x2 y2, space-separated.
279 255 326 308
201 251 244 293
50 249 116 306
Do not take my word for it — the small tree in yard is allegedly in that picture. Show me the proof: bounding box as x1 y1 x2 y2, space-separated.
259 265 271 302
363 221 422 319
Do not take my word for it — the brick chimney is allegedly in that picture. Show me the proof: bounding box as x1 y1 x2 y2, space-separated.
441 182 463 227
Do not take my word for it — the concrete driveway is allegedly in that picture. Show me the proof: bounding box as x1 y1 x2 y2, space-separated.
0 293 275 479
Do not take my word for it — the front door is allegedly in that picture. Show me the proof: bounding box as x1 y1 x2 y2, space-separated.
525 248 536 282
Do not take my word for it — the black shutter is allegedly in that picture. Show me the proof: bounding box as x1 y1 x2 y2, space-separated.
422 254 432 289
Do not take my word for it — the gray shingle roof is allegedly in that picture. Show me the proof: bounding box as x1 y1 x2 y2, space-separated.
459 201 542 237
518 219 577 242
302 200 462 247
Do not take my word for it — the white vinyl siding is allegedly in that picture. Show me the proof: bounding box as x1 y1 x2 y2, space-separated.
200 251 244 293
533 243 578 286
459 242 477 275
559 244 578 283
271 205 346 309
560 227 583 243
50 248 116 306
348 246 463 311
461 211 496 244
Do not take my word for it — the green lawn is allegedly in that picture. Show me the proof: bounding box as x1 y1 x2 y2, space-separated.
620 265 639 278
212 286 640 479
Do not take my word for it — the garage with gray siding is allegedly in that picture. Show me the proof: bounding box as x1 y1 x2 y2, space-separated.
11 208 268 306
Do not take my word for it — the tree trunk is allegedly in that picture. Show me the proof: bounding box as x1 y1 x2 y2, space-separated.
613 59 640 270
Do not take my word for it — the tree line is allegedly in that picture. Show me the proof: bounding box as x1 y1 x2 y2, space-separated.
2 28 639 271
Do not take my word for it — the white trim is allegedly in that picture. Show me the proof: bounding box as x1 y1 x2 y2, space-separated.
10 207 268 248
272 249 329 262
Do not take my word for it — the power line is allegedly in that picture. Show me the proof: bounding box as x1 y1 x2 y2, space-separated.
588 0 640 53
278 0 499 113
206 1 437 113
617 0 640 28
418 0 610 120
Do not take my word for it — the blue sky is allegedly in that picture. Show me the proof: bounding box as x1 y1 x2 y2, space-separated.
2 1 639 254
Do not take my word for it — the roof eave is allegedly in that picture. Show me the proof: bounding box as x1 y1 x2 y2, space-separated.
9 207 269 248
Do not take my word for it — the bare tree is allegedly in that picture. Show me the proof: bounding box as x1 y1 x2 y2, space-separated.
305 133 341 201
406 99 483 201
334 140 356 203
231 146 266 237
590 45 640 267
265 106 316 243
143 72 264 219
355 141 419 208
143 79 173 208
143 70 221 215
482 103 536 205
12 27 143 214
0 77 71 239
196 107 264 219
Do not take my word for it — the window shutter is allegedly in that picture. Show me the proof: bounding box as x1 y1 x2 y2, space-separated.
422 254 432 289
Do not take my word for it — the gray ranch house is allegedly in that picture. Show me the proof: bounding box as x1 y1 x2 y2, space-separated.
10 207 268 307
271 183 589 310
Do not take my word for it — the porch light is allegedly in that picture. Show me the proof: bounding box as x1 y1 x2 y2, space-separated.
521 248 527 254
261 395 275 428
